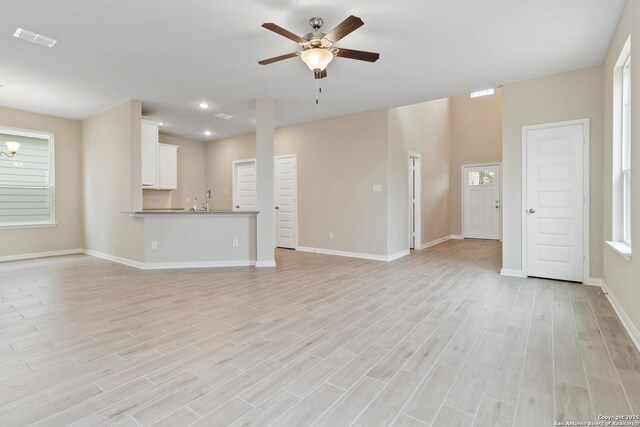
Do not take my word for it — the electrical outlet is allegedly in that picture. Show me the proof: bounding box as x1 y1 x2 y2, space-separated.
151 241 158 250
186 197 190 203
233 239 239 247
328 232 334 240
224 189 228 195
435 226 438 231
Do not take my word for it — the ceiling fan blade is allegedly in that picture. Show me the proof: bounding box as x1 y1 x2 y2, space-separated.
314 69 328 79
258 52 299 65
325 15 364 43
261 23 306 44
335 47 380 62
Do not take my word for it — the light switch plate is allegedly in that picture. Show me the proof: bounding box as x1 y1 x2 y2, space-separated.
372 184 383 192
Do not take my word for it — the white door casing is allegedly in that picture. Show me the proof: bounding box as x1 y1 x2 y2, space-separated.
275 155 298 249
408 153 421 249
463 164 501 240
522 120 588 283
232 159 257 211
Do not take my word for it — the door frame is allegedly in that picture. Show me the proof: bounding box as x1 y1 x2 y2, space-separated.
461 162 502 241
232 158 256 211
274 154 299 249
408 152 422 249
521 118 590 282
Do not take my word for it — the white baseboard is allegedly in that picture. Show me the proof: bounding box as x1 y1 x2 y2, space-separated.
254 260 276 268
450 235 464 240
82 249 145 269
419 235 451 249
500 268 525 278
297 246 405 262
0 248 83 263
146 260 256 269
387 249 410 261
600 281 640 353
584 277 603 287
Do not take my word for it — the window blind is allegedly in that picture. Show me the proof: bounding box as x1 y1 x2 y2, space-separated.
0 132 53 225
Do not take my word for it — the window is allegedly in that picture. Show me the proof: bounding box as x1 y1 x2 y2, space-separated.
470 88 495 98
468 170 495 186
0 128 55 228
622 55 632 246
608 36 632 259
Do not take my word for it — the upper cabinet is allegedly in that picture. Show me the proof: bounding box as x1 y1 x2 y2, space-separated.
141 118 178 190
158 143 178 190
141 120 159 187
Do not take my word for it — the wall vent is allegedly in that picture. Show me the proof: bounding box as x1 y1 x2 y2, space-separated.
13 28 57 48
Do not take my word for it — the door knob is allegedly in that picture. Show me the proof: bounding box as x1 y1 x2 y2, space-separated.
235 205 239 209
275 206 279 210
529 209 536 214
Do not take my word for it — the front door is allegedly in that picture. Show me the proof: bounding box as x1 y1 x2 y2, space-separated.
463 165 501 240
274 155 297 249
525 122 585 282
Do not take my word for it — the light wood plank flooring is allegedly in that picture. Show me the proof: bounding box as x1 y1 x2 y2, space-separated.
1 240 639 426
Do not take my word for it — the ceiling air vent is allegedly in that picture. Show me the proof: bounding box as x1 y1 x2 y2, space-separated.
13 28 57 48
214 113 234 120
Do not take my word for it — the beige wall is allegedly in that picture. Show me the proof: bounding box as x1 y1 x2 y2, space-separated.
502 66 603 278
82 101 144 262
205 110 390 256
143 134 206 210
0 107 84 257
601 1 640 333
450 89 503 236
388 98 452 254
205 133 255 211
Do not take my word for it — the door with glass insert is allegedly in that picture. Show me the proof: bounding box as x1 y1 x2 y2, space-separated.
463 165 501 240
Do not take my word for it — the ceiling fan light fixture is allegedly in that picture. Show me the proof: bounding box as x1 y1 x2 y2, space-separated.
301 48 334 71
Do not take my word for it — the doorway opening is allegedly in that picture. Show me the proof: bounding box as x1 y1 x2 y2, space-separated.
409 153 421 249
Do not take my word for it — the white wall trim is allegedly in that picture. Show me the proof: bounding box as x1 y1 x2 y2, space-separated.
584 277 604 287
420 235 452 249
255 260 277 268
450 235 464 240
600 281 640 353
0 248 83 263
500 268 525 278
297 246 408 262
82 249 145 269
388 249 410 261
146 260 256 269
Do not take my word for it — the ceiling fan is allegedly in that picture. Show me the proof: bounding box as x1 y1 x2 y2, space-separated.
258 15 380 80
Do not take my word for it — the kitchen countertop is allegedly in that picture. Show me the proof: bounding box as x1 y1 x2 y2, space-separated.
127 210 259 215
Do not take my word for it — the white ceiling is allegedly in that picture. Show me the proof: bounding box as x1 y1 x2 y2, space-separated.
0 0 625 141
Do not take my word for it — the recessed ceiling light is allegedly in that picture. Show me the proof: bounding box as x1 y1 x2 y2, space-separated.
158 122 164 126
214 113 234 120
13 28 57 48
199 102 210 109
204 131 212 136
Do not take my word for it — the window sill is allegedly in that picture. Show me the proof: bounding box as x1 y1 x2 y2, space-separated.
606 241 632 261
0 223 57 230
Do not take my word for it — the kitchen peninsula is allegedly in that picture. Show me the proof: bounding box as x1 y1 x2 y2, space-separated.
130 210 258 269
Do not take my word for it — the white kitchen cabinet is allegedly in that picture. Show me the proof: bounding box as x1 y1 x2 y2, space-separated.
158 143 178 190
141 121 159 187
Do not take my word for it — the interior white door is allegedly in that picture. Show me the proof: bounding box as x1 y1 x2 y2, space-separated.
525 124 584 282
274 156 297 249
233 160 256 211
463 165 501 239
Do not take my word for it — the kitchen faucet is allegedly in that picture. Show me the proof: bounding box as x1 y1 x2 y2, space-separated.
203 188 212 212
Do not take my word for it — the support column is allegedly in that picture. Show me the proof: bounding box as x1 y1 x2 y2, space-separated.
255 98 276 267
